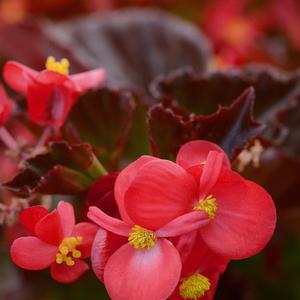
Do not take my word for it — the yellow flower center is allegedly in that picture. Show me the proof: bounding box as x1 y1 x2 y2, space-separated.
179 274 211 299
128 225 156 250
45 56 70 75
56 236 82 267
194 195 217 219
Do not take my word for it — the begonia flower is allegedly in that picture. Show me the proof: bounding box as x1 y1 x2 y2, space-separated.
88 156 211 300
175 140 276 259
11 201 98 283
3 56 106 128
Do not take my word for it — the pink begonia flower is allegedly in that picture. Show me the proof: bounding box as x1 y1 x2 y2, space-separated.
88 140 276 299
175 140 276 259
11 201 98 283
88 156 210 300
3 57 106 128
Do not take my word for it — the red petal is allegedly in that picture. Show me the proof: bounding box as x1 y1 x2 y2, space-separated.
72 222 98 258
10 237 57 270
176 140 230 171
27 73 79 128
50 260 89 283
199 151 225 199
57 201 75 238
3 61 37 95
19 206 49 235
88 206 131 236
200 171 276 259
71 68 106 93
104 239 181 300
35 210 63 246
0 85 14 125
91 228 127 281
157 211 210 238
115 155 158 224
124 160 198 230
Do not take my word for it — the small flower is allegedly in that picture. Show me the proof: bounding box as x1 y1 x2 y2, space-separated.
3 57 106 128
236 139 264 172
10 201 98 283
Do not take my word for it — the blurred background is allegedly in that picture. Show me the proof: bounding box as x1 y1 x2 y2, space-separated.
0 0 300 299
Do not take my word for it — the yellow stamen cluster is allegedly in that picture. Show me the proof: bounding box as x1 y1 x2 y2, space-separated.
179 274 211 299
45 56 70 75
56 236 82 267
128 225 156 250
194 195 217 219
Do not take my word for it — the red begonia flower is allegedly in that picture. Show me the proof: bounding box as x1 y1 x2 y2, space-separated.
3 57 106 128
0 84 14 126
88 156 210 300
176 140 277 259
11 201 98 283
169 232 229 300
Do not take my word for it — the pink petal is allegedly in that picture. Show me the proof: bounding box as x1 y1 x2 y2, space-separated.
19 206 49 235
50 259 89 283
57 201 75 237
199 151 225 199
71 68 106 93
200 171 276 259
11 237 57 270
176 140 230 171
157 211 210 238
3 61 37 95
124 160 198 230
115 155 158 224
88 206 131 237
35 210 63 246
72 222 98 258
170 231 198 265
104 239 181 300
91 228 127 281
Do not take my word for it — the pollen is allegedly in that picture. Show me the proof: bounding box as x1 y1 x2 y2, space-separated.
128 225 156 250
55 236 82 267
194 195 217 219
179 274 211 299
46 56 70 75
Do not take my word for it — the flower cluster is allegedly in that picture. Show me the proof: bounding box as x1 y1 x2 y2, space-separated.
87 140 276 300
8 139 276 299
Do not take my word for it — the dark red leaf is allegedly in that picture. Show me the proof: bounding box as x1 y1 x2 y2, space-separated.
2 142 105 196
147 87 263 160
68 87 136 169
